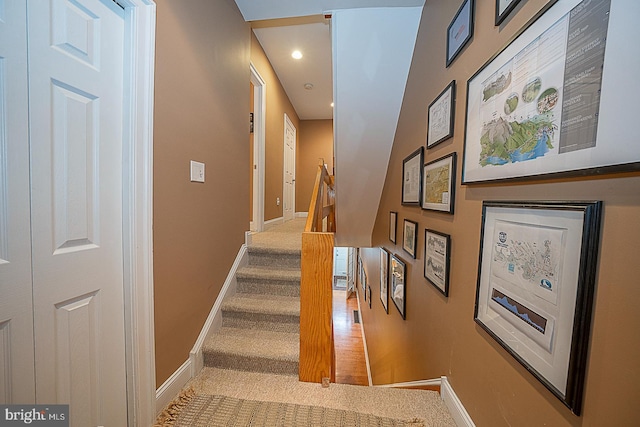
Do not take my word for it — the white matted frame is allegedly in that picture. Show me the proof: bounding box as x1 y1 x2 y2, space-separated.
474 200 602 415
427 81 456 148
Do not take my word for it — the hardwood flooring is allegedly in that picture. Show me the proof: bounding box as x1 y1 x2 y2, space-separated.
333 290 369 386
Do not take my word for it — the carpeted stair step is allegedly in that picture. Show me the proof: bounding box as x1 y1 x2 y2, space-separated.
236 265 300 297
202 327 299 376
221 293 299 333
247 245 301 269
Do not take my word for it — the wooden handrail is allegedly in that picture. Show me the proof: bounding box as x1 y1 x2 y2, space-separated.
299 160 336 383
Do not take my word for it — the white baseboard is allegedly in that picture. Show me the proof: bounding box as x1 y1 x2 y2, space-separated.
295 212 308 218
441 376 475 427
155 359 191 415
375 378 442 388
264 217 284 228
189 244 248 376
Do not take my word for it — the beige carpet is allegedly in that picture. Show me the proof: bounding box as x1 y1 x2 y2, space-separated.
250 218 306 250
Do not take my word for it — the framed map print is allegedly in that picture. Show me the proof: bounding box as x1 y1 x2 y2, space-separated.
474 200 602 415
463 0 640 183
422 152 456 214
427 81 456 148
402 147 423 205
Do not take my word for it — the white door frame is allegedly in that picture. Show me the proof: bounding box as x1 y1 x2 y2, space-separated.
250 63 266 232
283 113 296 221
118 1 157 425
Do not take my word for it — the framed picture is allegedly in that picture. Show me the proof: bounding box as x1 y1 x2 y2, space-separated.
495 0 522 25
422 152 456 214
380 248 389 313
463 0 640 183
446 0 474 67
424 229 451 296
402 219 418 259
390 254 406 319
474 201 602 415
427 81 456 148
367 286 372 308
401 147 423 206
389 211 398 244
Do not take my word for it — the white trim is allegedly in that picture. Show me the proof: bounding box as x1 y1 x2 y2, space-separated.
264 216 285 228
155 359 191 416
355 291 372 386
295 212 308 218
119 1 157 426
441 376 475 427
250 63 266 233
375 378 442 388
189 244 248 376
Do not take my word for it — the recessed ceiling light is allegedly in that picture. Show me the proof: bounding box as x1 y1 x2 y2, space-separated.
304 83 314 90
291 50 303 59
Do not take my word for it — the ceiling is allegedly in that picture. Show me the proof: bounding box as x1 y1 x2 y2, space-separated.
236 0 425 120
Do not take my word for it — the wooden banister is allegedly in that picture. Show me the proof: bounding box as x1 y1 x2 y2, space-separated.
299 160 336 383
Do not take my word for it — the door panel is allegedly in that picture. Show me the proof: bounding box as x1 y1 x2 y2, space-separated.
28 0 127 424
0 0 36 404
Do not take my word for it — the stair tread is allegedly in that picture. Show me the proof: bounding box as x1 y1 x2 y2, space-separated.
203 327 299 361
222 294 300 316
236 265 300 281
248 245 301 256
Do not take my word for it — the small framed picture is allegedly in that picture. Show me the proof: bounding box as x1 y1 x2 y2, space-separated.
390 254 406 319
427 81 456 148
401 147 423 206
367 286 372 308
422 152 456 214
495 0 522 25
402 219 418 259
446 0 474 67
389 211 398 244
380 248 389 313
424 229 451 296
475 201 602 414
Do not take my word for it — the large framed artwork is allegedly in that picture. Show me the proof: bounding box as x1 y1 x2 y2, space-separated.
495 0 522 25
446 0 474 67
427 81 456 148
402 219 418 259
424 229 451 296
474 201 602 415
390 254 406 319
422 152 456 214
463 0 640 183
380 248 389 313
402 147 423 206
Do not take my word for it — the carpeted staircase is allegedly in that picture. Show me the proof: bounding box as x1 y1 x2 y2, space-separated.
202 232 302 376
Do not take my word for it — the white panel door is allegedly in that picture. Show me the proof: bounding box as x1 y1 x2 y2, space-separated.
27 0 127 425
283 114 296 221
0 0 36 404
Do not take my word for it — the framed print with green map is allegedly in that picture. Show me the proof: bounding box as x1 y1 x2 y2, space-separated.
422 152 456 214
463 0 640 183
474 201 602 415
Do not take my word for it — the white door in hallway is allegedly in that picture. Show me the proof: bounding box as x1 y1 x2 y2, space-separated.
0 1 36 404
283 114 296 221
28 0 128 424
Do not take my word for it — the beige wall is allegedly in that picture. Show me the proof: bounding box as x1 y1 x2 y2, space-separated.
363 0 640 425
250 34 300 221
297 120 334 213
153 0 250 386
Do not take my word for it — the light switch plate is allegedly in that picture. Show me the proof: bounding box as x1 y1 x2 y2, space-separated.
190 161 205 182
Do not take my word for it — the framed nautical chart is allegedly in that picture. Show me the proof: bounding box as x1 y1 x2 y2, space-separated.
463 0 640 183
474 200 602 415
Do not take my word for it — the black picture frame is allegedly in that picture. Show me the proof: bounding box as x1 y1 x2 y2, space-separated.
402 219 418 259
401 147 423 206
389 211 398 244
427 81 456 148
495 0 522 25
424 229 451 297
474 200 602 415
446 0 474 67
422 152 456 214
380 248 389 314
390 254 406 320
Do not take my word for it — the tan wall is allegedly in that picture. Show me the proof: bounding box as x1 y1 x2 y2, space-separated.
297 120 334 213
250 34 300 221
153 0 250 386
363 0 640 425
